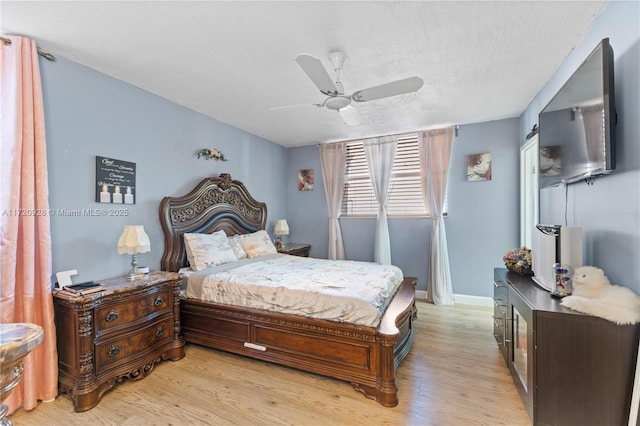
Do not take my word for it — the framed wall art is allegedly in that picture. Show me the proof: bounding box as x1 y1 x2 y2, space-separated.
95 156 137 204
466 152 492 181
298 169 314 191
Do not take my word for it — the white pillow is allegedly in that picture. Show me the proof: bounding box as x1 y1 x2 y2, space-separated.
239 230 277 258
183 230 238 271
228 235 247 260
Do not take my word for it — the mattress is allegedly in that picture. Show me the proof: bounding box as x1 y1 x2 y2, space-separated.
184 253 404 327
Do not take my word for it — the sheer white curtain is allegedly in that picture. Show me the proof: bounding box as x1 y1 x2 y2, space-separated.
364 136 397 264
319 143 346 260
418 128 454 305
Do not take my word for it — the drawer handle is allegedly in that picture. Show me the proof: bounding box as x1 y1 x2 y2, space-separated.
154 296 164 307
155 326 164 337
108 345 121 357
105 309 119 322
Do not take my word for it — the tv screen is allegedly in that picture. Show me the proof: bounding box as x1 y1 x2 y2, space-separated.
539 38 616 188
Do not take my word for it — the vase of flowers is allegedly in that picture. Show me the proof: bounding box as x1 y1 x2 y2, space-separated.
503 246 533 275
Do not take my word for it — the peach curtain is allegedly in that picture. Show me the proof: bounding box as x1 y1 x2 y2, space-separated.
0 36 58 413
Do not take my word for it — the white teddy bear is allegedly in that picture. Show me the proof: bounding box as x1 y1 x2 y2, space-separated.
561 266 640 325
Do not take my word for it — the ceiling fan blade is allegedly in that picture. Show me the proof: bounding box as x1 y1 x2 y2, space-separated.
351 76 424 102
338 105 365 126
269 102 324 111
270 103 314 111
295 54 339 96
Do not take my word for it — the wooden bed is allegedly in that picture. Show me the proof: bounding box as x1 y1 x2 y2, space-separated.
159 173 416 407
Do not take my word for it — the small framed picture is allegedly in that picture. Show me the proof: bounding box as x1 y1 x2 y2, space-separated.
466 152 492 181
298 169 314 191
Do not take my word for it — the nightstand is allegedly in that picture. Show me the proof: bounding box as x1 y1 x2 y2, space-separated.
277 243 311 257
53 271 185 412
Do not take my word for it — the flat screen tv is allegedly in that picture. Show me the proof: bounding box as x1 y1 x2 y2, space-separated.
538 38 616 188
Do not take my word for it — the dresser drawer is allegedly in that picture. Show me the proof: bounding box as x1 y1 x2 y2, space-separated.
95 287 171 335
493 298 507 346
95 316 173 374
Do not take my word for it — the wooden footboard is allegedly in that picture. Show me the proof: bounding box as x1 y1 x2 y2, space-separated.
180 277 417 407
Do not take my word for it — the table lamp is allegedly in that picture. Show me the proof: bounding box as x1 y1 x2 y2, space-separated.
117 225 151 279
274 219 289 248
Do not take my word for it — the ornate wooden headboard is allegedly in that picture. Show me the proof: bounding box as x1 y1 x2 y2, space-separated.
159 173 267 272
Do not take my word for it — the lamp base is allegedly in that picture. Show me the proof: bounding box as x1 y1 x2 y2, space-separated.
125 254 148 280
125 267 148 280
275 235 288 249
125 272 145 280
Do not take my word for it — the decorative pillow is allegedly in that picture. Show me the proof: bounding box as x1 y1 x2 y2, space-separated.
239 230 277 258
183 230 238 271
228 235 247 260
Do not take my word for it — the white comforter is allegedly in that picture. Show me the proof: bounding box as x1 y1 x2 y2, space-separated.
184 254 404 327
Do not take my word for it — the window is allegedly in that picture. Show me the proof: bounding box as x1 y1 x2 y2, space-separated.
341 133 430 217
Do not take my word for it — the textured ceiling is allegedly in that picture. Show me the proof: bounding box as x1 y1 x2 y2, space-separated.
2 1 608 147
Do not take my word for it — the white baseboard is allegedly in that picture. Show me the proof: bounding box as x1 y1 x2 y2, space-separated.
454 294 493 307
415 290 493 307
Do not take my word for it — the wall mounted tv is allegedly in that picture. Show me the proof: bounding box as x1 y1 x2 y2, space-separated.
538 38 616 188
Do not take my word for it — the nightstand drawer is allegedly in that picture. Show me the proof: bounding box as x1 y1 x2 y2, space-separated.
95 287 171 335
95 316 173 374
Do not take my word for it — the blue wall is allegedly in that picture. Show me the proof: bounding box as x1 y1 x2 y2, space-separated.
285 118 521 296
520 1 640 292
40 57 287 284
448 119 520 296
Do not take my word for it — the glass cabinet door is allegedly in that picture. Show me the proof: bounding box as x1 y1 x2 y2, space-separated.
512 306 529 391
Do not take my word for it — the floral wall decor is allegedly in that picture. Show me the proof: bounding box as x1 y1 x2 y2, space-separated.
197 148 228 161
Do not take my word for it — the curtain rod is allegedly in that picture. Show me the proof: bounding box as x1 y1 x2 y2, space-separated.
1 36 56 61
316 125 461 147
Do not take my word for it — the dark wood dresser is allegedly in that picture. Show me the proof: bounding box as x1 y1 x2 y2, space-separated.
53 271 185 411
494 268 640 425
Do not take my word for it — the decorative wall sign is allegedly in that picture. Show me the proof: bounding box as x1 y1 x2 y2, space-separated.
95 156 136 204
298 169 314 191
466 152 492 181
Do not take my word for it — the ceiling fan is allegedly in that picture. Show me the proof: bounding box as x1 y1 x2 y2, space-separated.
274 52 424 126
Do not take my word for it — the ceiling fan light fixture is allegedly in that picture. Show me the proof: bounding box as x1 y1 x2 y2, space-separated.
338 105 365 126
324 95 351 110
328 51 346 71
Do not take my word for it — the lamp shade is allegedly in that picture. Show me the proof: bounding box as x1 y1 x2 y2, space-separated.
117 225 151 255
274 219 289 236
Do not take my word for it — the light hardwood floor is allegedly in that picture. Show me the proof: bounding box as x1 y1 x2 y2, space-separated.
9 301 530 426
